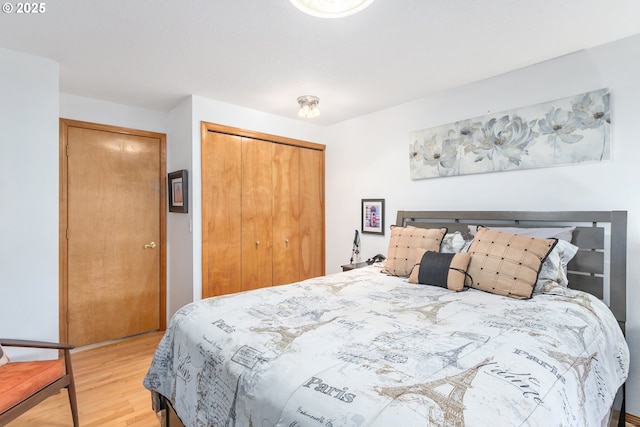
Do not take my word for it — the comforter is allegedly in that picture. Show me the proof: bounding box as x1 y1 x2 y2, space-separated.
143 266 629 427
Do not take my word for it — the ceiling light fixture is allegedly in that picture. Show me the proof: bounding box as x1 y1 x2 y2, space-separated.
289 0 375 18
297 95 320 118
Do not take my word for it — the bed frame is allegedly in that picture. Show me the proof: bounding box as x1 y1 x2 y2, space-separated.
156 210 628 427
396 210 628 426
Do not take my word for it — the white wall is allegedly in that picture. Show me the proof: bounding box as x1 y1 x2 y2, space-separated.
324 34 640 415
166 97 193 318
60 93 168 134
0 48 59 359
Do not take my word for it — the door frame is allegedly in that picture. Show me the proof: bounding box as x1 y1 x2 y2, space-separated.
59 118 167 343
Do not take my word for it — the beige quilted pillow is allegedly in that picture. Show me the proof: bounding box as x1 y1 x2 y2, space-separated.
467 227 557 299
383 226 447 277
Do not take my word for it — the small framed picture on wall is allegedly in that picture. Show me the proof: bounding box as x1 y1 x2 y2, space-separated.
168 169 188 213
362 198 384 235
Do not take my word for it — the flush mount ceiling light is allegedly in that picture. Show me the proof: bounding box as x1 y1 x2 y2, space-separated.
297 95 320 118
289 0 375 18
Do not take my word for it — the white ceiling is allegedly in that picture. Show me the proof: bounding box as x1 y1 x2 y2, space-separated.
2 0 640 125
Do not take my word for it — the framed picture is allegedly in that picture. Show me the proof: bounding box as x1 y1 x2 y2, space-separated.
362 198 384 235
168 170 188 213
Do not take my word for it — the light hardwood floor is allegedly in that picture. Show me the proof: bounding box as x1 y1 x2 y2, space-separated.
7 331 163 427
5 330 639 427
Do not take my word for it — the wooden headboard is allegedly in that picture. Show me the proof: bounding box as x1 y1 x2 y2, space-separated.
395 210 627 332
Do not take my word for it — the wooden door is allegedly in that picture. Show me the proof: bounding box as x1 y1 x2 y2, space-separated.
272 144 300 286
299 147 325 280
60 120 166 347
241 138 273 291
201 131 242 298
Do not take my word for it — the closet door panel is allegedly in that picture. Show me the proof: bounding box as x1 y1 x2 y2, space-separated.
241 138 273 291
272 144 301 286
202 132 242 298
299 148 325 280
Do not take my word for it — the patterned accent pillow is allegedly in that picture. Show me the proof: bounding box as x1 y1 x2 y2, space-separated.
467 227 557 299
408 247 471 291
383 226 447 277
0 343 9 366
534 239 580 293
440 231 472 253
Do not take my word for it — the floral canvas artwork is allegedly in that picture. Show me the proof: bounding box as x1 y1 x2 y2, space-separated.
409 88 610 179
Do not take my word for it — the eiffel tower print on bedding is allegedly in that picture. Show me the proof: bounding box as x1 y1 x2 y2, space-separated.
143 265 628 426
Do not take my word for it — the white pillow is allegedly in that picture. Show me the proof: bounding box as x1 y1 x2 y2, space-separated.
467 225 575 242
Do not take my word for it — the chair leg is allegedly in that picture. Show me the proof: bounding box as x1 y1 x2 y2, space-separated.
63 349 80 427
67 379 79 427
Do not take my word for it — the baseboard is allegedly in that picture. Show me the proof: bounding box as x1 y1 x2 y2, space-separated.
627 413 640 425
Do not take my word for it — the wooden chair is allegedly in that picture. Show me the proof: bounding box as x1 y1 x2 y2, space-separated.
0 338 79 426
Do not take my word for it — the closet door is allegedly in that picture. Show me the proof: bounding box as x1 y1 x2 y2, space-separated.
202 132 242 298
299 147 325 280
272 144 301 286
241 138 273 291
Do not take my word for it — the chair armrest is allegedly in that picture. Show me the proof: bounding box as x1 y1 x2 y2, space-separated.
0 338 74 350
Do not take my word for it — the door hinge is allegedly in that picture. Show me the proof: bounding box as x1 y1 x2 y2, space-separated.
66 229 70 240
66 144 69 156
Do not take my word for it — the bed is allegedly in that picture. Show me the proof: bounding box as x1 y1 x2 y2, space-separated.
144 210 629 426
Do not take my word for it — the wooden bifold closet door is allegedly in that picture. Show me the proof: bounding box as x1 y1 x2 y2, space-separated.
201 131 242 297
272 143 300 286
241 137 274 291
201 123 325 299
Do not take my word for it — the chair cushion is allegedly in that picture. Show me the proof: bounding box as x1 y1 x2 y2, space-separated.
0 359 64 413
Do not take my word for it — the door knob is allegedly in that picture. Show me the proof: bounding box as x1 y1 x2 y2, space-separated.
144 241 157 249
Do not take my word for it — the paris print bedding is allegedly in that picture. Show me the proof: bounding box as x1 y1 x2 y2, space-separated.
143 266 629 426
